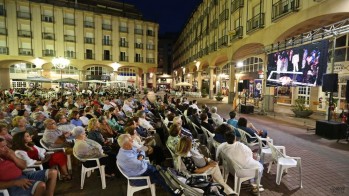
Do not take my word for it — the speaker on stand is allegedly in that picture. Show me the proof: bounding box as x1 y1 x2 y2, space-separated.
322 73 338 121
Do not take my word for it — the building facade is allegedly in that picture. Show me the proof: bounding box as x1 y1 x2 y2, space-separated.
0 0 159 90
173 0 349 113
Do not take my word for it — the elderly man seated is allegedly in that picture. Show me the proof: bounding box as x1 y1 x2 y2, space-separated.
116 134 172 193
0 137 57 196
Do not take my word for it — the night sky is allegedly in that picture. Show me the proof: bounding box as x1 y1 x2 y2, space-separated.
122 0 201 34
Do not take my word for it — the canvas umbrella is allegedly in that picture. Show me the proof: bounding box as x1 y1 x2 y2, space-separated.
52 77 80 83
175 82 192 87
26 76 52 83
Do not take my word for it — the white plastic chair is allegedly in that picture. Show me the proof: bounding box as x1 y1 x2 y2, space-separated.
236 128 259 148
40 139 72 177
200 126 215 151
0 189 9 196
220 152 261 196
267 141 302 188
116 162 155 196
73 151 106 189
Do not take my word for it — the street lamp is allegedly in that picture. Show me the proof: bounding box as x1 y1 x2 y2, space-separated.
52 57 70 95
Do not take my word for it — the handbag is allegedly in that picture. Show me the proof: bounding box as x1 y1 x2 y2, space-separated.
186 176 226 196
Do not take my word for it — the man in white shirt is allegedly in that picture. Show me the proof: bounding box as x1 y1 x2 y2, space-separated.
102 100 113 111
189 100 200 112
216 131 264 191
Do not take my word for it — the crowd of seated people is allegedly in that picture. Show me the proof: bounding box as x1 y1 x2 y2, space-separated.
0 89 272 195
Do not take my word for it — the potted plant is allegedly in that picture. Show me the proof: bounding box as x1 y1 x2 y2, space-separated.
143 88 148 95
201 88 208 98
292 98 313 118
215 92 224 101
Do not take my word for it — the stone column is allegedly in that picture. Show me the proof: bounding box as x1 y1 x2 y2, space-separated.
209 67 214 99
135 74 139 89
143 72 147 89
152 73 157 89
228 63 236 104
197 71 202 90
0 68 10 89
188 72 193 85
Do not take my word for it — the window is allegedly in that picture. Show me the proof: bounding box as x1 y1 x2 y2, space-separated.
86 66 109 76
51 65 79 75
85 49 93 59
117 67 136 76
298 87 310 106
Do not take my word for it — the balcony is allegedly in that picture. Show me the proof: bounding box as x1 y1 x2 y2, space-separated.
272 0 300 21
0 28 7 35
0 47 8 55
134 28 143 35
85 53 95 60
146 44 155 50
102 39 112 46
230 26 243 41
84 37 95 44
119 56 129 62
146 30 155 36
103 54 112 61
41 15 54 23
63 18 75 25
231 0 244 13
134 57 143 63
209 42 217 52
84 21 94 28
64 51 76 59
86 75 110 80
210 19 218 30
119 26 128 33
219 9 229 23
135 43 143 49
218 35 229 48
247 13 265 33
42 32 55 40
146 58 155 63
102 24 112 30
0 9 6 16
19 48 33 56
42 49 55 57
119 41 129 47
17 11 31 19
18 30 32 38
64 35 76 42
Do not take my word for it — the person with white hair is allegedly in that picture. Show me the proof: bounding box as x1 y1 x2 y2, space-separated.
211 106 224 127
72 126 116 177
172 116 192 138
116 134 172 193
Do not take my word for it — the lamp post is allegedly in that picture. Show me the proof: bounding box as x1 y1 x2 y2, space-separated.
52 57 70 95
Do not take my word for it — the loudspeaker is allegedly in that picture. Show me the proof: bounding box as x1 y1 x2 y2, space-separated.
243 80 249 89
345 80 349 100
238 83 244 92
322 74 338 92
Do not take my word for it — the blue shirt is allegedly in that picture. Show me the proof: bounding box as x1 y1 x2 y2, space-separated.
71 119 83 127
117 147 147 177
227 118 238 128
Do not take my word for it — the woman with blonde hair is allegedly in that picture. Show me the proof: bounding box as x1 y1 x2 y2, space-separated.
86 118 109 146
176 136 235 195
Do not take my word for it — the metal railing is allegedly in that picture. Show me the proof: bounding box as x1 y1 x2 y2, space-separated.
64 51 76 59
146 44 155 50
84 21 94 28
231 0 244 13
64 35 76 42
230 26 243 41
135 29 143 35
102 39 112 46
17 11 31 19
119 26 128 33
42 50 55 57
272 0 300 21
246 13 265 33
0 47 8 55
219 9 229 23
63 18 75 25
19 48 33 56
119 56 129 62
102 24 112 30
42 32 55 40
103 54 112 61
134 57 143 62
18 30 32 38
218 35 228 48
84 37 95 44
146 58 155 63
147 30 155 36
0 28 7 35
119 41 129 47
135 43 143 49
84 53 95 59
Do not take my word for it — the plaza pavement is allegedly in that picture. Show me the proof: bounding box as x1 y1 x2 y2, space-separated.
54 92 349 196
